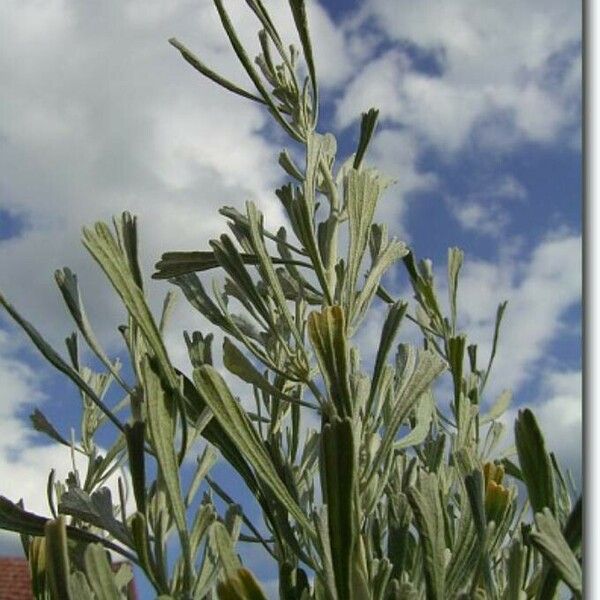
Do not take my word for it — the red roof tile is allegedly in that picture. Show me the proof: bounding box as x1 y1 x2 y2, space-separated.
0 557 33 600
0 556 137 599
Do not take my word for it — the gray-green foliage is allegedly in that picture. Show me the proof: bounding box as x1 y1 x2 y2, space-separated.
0 1 581 599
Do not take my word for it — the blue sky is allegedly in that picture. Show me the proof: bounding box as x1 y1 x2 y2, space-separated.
0 0 581 596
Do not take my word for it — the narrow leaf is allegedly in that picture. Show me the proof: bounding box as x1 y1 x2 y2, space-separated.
447 247 463 334
322 416 356 600
515 408 556 514
169 37 266 104
83 544 121 600
0 293 124 433
406 472 446 600
288 0 318 125
193 365 315 538
141 356 192 586
368 300 408 414
353 108 379 169
531 509 582 597
308 306 352 417
44 516 73 600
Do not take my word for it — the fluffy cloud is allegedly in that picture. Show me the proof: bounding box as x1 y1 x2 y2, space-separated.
457 232 581 398
0 0 299 352
533 369 582 481
446 174 528 237
0 0 581 573
337 0 581 153
0 329 123 554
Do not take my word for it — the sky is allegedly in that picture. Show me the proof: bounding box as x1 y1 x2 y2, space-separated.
0 0 581 596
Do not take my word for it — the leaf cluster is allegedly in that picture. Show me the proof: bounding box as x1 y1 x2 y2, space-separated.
0 1 581 599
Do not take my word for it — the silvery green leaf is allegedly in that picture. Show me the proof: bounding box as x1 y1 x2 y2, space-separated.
216 567 269 600
448 335 466 411
480 390 512 424
124 422 146 514
368 347 445 485
193 365 315 538
368 300 408 414
387 579 419 600
515 409 556 515
44 516 73 600
531 509 582 598
153 250 311 279
140 356 193 585
276 227 323 299
447 247 464 335
130 513 164 592
159 289 178 335
212 0 302 140
27 537 47 599
190 502 216 558
230 313 265 343
83 543 121 600
351 239 408 328
406 471 446 600
184 331 214 367
353 108 379 169
393 389 434 451
464 471 494 593
402 251 445 332
169 37 265 104
304 131 326 213
536 496 582 599
178 372 260 498
30 408 71 448
307 306 352 418
223 337 315 409
112 562 133 593
69 571 95 600
288 0 318 125
0 495 138 570
55 267 128 391
82 220 179 392
386 491 414 582
480 301 508 392
0 293 124 433
446 486 481 598
279 149 304 181
344 168 383 303
211 521 243 579
277 184 331 302
110 212 143 288
321 416 356 600
312 508 338 599
502 539 527 600
481 421 506 459
276 266 323 305
210 234 271 325
246 201 305 348
185 445 218 509
58 486 131 547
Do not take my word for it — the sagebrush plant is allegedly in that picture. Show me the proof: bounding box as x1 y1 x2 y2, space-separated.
0 1 582 599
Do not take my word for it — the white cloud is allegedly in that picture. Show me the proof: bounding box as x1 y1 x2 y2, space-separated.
457 232 581 398
0 0 300 352
447 174 528 237
0 0 582 570
336 0 581 153
368 128 438 241
0 329 131 554
533 369 581 481
497 367 581 494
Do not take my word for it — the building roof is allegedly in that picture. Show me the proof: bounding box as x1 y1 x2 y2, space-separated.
0 557 33 600
0 556 137 599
